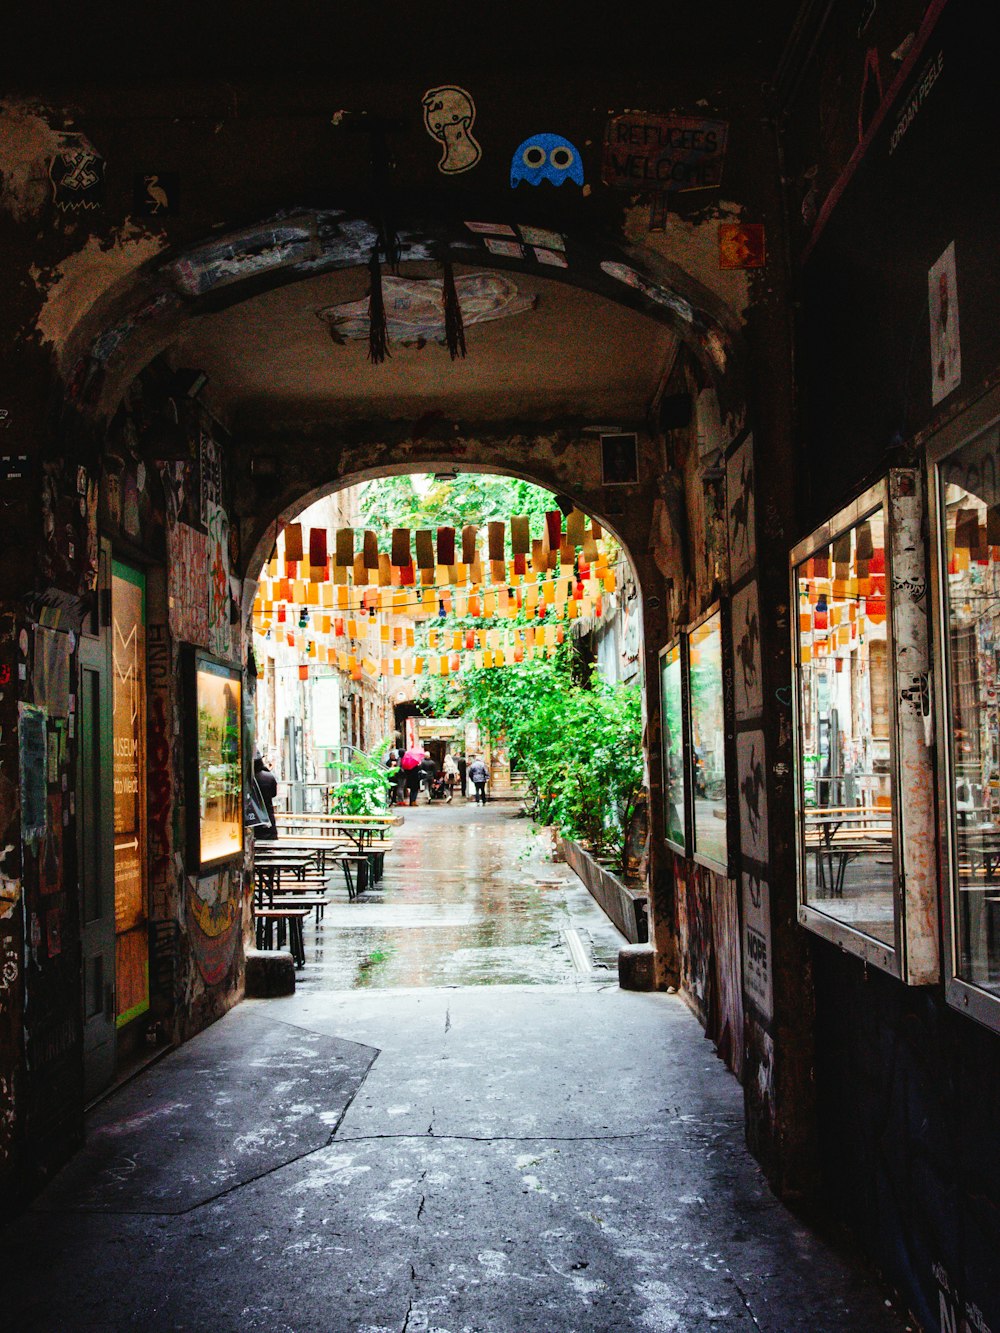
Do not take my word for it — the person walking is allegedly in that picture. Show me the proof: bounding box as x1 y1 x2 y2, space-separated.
253 753 279 839
443 751 459 802
419 754 438 801
468 755 489 806
385 746 404 806
401 746 426 806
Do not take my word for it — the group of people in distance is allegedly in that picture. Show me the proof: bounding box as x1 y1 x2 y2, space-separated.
387 745 490 806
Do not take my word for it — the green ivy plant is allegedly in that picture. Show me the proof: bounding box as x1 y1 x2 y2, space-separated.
420 650 644 872
329 737 396 814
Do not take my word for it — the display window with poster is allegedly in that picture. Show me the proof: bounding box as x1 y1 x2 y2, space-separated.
658 636 688 854
686 606 729 873
790 474 937 982
183 649 244 873
112 561 149 1029
929 391 1000 1029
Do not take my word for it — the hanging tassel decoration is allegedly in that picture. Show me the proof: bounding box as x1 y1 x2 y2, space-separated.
368 248 389 364
441 255 466 361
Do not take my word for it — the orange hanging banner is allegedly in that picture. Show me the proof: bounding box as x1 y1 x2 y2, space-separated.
391 528 412 567
565 509 585 547
335 527 354 566
510 515 530 555
488 521 506 562
284 524 303 560
415 529 435 570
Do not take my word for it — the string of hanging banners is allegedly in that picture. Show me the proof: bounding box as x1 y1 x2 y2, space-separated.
252 508 618 682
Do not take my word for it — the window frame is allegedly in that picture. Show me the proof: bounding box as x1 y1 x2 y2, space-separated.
686 601 730 876
658 634 690 856
790 478 905 976
927 385 1000 1031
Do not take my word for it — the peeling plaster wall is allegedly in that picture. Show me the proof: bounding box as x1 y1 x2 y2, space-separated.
151 410 249 1043
624 202 753 320
0 100 79 224
32 227 168 368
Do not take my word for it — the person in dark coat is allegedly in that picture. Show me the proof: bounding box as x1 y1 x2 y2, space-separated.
401 747 426 805
419 755 438 801
468 756 489 805
386 747 404 805
253 754 278 839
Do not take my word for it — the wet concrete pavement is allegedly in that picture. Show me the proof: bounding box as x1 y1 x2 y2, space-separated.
3 803 910 1332
299 802 626 989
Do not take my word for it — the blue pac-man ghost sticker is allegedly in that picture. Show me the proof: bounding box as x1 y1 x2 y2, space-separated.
510 134 584 188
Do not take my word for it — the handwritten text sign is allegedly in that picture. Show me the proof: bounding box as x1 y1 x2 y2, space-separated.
603 114 728 192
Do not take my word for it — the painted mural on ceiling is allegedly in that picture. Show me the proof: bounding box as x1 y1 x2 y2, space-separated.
316 273 536 347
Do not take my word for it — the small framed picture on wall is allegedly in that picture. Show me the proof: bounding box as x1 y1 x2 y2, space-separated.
601 432 639 486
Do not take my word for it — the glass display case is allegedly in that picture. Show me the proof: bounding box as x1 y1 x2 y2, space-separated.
688 607 728 871
930 403 1000 1027
791 474 937 981
659 638 687 852
185 651 243 872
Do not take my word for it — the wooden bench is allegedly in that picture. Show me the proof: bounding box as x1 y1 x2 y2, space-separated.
326 852 371 899
269 893 329 923
254 907 309 966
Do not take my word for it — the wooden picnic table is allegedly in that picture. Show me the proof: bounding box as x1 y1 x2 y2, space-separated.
274 817 395 881
274 811 399 827
802 809 893 897
253 850 318 902
956 824 1000 880
261 834 372 896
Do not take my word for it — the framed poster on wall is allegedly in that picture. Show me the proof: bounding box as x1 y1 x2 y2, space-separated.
183 649 243 873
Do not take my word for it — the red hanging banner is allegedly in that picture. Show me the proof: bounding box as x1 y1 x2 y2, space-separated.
309 528 328 567
437 526 456 566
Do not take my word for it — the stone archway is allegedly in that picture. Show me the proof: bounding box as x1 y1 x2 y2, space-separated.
240 444 674 977
52 204 755 998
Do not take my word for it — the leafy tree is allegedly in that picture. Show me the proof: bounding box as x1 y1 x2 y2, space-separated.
419 649 644 871
359 473 554 539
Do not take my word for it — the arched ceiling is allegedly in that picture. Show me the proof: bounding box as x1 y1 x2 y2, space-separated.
6 1 800 87
168 261 679 431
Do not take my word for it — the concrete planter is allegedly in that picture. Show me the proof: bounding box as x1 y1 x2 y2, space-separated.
560 837 648 944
